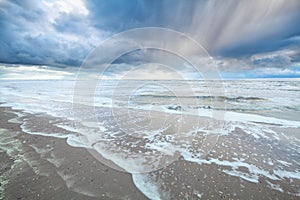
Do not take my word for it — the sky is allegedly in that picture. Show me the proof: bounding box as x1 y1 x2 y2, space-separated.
0 0 300 79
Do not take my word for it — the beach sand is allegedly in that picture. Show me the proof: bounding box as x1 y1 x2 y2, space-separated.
0 106 299 199
0 107 147 200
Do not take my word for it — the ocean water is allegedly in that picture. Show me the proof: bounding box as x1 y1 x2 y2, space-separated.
0 79 299 198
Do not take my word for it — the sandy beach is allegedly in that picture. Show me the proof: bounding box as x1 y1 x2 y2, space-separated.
1 105 299 199
0 106 148 200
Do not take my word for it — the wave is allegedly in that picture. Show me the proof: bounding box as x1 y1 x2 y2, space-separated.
136 94 266 102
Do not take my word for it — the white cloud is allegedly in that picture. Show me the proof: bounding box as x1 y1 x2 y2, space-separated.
43 0 89 23
216 47 300 73
0 64 74 80
118 63 184 80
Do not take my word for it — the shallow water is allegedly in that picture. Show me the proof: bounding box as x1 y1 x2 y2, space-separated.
0 79 299 198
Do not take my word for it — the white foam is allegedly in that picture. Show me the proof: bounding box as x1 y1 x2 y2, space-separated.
182 156 280 183
132 173 168 200
129 104 300 129
92 142 165 173
266 180 284 193
273 170 300 180
223 170 259 183
277 160 292 167
228 121 279 140
223 111 300 127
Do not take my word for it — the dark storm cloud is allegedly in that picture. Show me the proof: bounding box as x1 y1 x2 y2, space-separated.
84 0 198 32
86 0 300 56
0 0 300 75
0 0 98 67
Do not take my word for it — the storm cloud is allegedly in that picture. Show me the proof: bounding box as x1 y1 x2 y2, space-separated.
0 0 299 78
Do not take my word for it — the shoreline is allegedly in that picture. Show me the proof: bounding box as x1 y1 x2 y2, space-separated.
0 106 147 200
0 105 299 199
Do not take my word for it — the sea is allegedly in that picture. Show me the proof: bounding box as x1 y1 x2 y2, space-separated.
0 79 299 198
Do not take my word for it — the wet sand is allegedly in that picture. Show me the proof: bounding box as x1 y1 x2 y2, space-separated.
0 107 147 200
0 106 299 199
